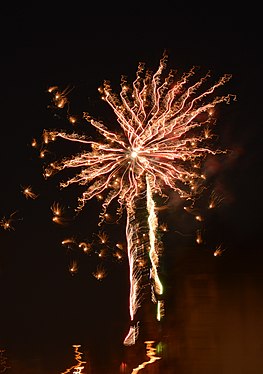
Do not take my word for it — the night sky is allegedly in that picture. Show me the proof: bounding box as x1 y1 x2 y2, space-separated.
1 3 262 373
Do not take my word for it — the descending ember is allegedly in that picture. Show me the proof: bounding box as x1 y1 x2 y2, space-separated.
41 53 235 345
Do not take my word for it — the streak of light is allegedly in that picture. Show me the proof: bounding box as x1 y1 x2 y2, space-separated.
61 238 78 251
157 299 165 321
60 345 86 374
146 175 163 306
131 341 161 373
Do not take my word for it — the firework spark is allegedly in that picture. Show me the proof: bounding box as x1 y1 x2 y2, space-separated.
208 189 225 209
21 185 38 199
51 201 72 225
68 259 79 275
41 53 235 345
92 263 107 280
0 211 21 231
213 243 226 257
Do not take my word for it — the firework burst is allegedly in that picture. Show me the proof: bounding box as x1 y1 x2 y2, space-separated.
40 53 235 345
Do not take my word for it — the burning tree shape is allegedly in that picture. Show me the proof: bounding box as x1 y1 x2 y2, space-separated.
41 53 235 345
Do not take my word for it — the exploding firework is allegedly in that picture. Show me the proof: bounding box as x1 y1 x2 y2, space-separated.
39 52 235 345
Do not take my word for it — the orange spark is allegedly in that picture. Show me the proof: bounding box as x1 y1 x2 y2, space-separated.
208 189 225 209
48 85 74 110
97 231 109 244
92 264 107 280
213 244 226 257
78 241 92 253
51 202 72 225
0 211 21 231
68 259 78 275
22 186 38 199
196 229 203 244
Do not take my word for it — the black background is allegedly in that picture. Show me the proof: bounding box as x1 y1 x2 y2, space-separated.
0 3 262 373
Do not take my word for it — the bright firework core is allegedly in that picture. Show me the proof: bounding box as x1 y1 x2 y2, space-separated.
130 150 138 159
42 52 235 346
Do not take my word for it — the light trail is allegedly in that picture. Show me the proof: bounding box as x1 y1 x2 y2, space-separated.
21 185 38 199
146 175 163 305
131 340 161 373
61 344 86 374
40 52 235 345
